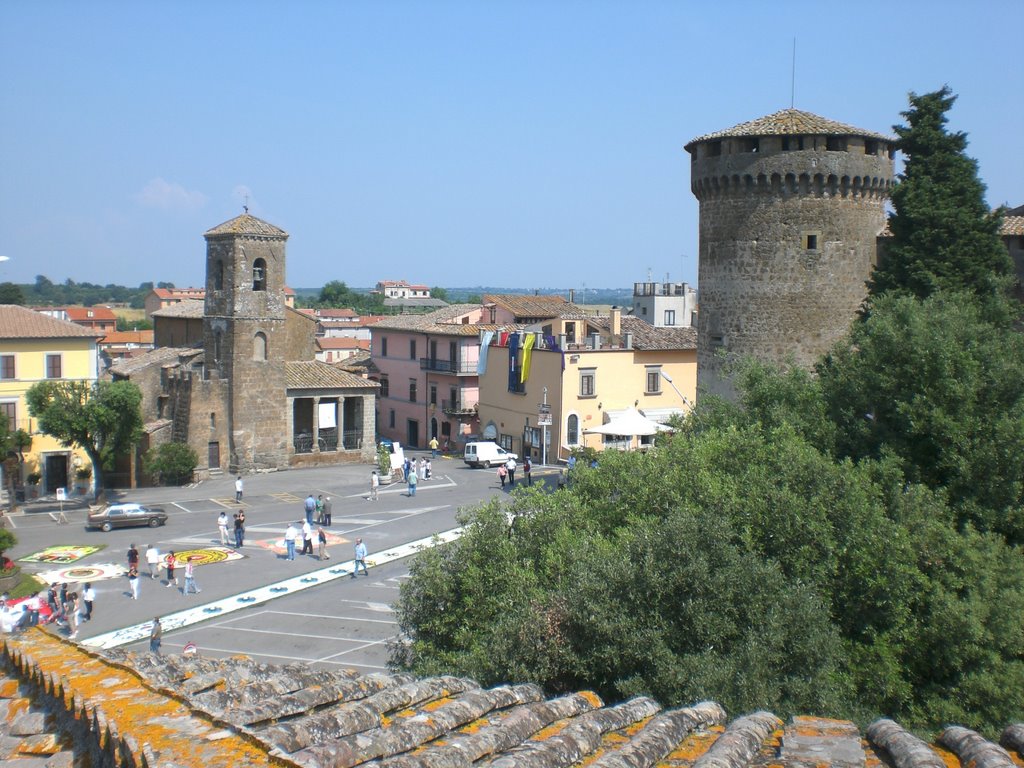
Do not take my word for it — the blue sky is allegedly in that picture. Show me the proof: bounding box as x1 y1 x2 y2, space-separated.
1 1 1021 292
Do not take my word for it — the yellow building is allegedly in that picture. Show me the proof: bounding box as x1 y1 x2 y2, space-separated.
478 309 697 462
0 305 99 494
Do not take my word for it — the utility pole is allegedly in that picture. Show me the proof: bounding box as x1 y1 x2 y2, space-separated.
541 387 549 467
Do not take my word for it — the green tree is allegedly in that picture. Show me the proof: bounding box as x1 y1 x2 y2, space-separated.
0 413 31 512
818 291 1024 543
25 380 143 499
115 316 152 331
868 86 1011 308
144 442 198 486
430 286 449 302
318 280 352 306
0 282 25 305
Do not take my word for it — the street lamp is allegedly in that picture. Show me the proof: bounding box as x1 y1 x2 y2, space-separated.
660 370 695 412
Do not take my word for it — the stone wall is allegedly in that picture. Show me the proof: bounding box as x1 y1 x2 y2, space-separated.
691 142 893 398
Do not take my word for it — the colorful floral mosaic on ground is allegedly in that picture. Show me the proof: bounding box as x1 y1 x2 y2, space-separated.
165 546 244 567
19 545 104 564
34 563 126 584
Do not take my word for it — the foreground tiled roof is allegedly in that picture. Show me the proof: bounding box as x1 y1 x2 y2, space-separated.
150 298 205 319
204 212 288 238
484 293 581 319
152 286 205 300
100 330 155 345
4 633 1022 768
686 108 893 149
0 305 102 339
285 360 379 390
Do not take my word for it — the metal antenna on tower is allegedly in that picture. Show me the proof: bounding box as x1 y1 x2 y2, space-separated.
791 38 797 108
243 193 250 214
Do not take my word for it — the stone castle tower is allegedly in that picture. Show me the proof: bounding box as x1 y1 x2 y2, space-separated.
685 109 896 398
203 212 289 471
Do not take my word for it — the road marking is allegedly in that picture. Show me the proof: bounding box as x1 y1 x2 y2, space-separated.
81 526 464 650
147 643 388 670
271 492 303 503
318 636 399 663
208 626 395 643
263 608 397 624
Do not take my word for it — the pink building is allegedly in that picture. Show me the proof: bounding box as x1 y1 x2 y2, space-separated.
370 305 510 449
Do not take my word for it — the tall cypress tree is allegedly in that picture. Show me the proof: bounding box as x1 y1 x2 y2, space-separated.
869 86 1010 305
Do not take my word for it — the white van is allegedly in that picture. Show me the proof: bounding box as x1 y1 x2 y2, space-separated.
464 441 518 468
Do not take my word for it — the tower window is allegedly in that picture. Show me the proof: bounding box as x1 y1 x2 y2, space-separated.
864 139 879 156
803 232 821 251
782 136 805 151
826 136 847 151
214 259 224 290
252 258 267 291
708 140 722 157
253 332 267 361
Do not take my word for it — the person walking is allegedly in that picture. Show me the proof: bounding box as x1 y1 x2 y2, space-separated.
183 557 201 595
59 583 70 622
322 496 332 526
234 511 246 548
425 459 432 479
304 494 316 525
218 511 230 545
284 522 298 560
352 538 368 578
67 592 80 640
523 456 533 486
301 519 314 556
165 551 178 589
408 469 418 497
315 495 324 524
369 470 379 501
150 617 162 654
235 475 244 503
127 543 139 574
419 457 427 480
46 583 60 622
317 526 329 560
429 436 438 457
505 456 517 485
497 462 507 488
403 457 411 481
82 582 95 622
145 544 161 579
128 565 140 600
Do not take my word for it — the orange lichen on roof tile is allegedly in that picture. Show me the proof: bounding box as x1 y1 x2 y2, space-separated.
3 631 280 767
533 718 573 741
863 739 886 768
1007 749 1024 768
5 697 30 720
421 696 453 712
580 690 603 708
0 679 20 697
660 727 722 765
932 742 963 768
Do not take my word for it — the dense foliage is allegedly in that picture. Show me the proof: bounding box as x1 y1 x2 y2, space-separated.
144 442 198 486
868 86 1011 307
301 280 385 313
392 87 1024 734
23 276 164 308
0 413 32 512
25 380 144 499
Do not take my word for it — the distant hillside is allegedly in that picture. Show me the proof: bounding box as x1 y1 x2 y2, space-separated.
293 286 635 306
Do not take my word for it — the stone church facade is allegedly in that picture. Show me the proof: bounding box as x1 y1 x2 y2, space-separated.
112 213 377 481
685 109 896 399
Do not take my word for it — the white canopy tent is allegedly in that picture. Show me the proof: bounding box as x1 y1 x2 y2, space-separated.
584 407 672 443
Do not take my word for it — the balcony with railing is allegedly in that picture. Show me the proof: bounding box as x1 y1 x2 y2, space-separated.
441 399 477 417
419 358 476 375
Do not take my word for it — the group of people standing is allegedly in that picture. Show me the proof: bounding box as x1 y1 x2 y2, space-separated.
497 455 533 488
217 510 247 548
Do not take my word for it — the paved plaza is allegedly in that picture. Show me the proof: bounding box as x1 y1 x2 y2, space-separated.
6 458 560 670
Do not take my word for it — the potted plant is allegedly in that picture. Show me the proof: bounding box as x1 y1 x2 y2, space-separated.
377 442 394 484
75 466 92 495
26 471 41 499
0 528 20 593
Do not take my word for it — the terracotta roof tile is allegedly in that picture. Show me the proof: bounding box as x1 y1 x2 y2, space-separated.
483 294 580 319
204 213 288 238
151 299 205 319
0 305 103 339
109 346 202 376
686 108 893 149
100 330 155 345
285 360 379 390
1002 215 1024 236
372 305 514 335
63 306 117 321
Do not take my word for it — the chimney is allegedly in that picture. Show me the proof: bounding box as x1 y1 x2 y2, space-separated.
568 289 575 303
558 334 566 349
590 333 601 349
624 332 633 349
610 306 621 337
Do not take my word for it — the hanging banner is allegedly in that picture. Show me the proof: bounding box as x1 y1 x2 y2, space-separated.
318 402 337 430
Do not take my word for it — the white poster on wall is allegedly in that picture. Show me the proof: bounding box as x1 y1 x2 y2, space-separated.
318 402 337 430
